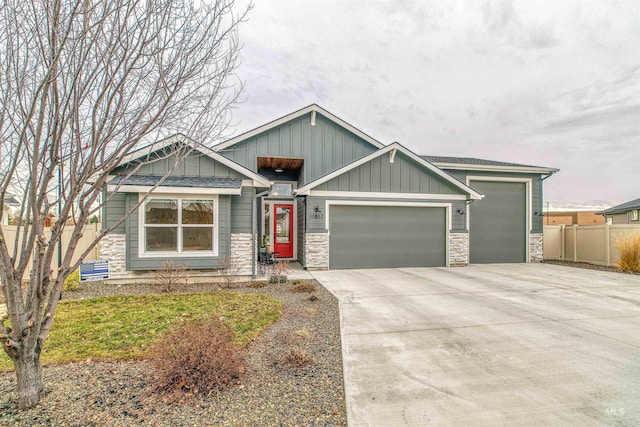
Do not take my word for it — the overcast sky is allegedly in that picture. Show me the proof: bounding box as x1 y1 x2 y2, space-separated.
230 0 639 209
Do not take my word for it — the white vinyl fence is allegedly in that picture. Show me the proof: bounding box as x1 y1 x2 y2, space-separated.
1 223 100 274
544 224 640 266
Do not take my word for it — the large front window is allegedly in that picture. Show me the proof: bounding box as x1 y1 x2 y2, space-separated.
143 197 216 255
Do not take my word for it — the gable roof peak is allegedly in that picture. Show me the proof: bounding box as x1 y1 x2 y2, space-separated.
213 104 385 152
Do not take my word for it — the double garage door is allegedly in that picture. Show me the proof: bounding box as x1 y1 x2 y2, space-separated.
328 205 447 269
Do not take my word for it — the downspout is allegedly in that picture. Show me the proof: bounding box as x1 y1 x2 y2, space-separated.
252 188 270 280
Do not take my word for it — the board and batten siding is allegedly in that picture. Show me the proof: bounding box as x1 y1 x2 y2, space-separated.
314 151 462 195
445 170 544 234
114 149 245 179
126 193 231 270
305 196 466 233
220 114 377 185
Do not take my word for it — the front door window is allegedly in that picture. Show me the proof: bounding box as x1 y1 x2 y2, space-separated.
273 204 294 258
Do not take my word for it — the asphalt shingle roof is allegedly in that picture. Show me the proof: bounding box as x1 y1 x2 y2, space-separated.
421 155 547 169
109 175 242 189
599 198 640 215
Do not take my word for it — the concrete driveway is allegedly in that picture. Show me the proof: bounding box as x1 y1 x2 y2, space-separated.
312 264 640 426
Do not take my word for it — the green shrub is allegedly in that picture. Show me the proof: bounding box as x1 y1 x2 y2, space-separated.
269 275 287 284
616 233 640 273
149 316 244 396
63 270 80 291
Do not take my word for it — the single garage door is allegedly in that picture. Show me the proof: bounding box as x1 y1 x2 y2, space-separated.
329 205 447 269
469 181 526 263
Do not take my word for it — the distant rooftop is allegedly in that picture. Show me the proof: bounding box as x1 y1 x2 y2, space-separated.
2 194 20 206
599 197 640 215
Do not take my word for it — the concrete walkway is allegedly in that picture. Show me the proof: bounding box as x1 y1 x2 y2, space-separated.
312 264 640 426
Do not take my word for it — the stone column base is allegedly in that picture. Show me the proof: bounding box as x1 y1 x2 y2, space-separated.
305 233 329 270
529 233 543 263
449 232 469 266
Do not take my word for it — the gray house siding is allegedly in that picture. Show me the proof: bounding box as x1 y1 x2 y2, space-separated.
220 114 377 185
314 151 462 195
610 212 631 224
104 192 127 234
230 186 254 233
115 149 245 179
127 193 231 270
444 170 544 234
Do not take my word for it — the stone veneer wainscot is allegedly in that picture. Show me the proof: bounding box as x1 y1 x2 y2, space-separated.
229 233 253 276
98 233 126 276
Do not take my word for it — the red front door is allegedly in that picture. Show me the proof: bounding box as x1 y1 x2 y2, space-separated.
273 204 294 258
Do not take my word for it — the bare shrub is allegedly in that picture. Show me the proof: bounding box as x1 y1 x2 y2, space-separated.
248 281 269 289
219 257 243 288
281 349 313 369
616 233 640 273
269 261 289 284
289 281 317 293
149 316 244 397
153 260 190 292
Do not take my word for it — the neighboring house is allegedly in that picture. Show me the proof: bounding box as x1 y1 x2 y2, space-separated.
598 198 640 225
2 194 20 225
102 104 558 277
543 210 606 226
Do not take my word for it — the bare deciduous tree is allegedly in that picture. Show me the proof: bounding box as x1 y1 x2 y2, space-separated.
0 0 249 409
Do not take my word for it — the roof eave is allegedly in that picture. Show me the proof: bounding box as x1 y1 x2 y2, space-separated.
433 163 559 174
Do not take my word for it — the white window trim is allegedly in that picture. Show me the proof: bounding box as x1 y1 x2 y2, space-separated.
631 209 639 222
138 193 219 258
466 176 532 263
324 200 452 267
261 199 297 261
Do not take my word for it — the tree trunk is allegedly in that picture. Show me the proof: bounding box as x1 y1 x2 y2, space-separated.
14 352 44 409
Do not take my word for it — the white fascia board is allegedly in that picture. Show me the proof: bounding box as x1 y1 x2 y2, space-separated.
434 163 559 174
107 185 241 195
115 134 270 188
118 134 190 165
309 190 467 201
213 104 385 152
297 142 483 200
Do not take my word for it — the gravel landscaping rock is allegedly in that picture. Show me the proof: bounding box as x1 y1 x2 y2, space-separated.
544 259 639 274
0 280 347 426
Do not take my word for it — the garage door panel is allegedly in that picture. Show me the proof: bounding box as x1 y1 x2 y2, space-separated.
469 181 526 263
329 205 446 269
